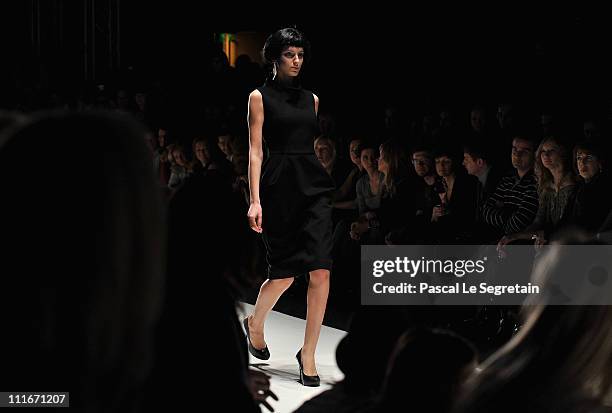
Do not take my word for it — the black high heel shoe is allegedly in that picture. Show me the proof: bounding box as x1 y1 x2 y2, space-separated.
243 317 270 360
296 349 320 387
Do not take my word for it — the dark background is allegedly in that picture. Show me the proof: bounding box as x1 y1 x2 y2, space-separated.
2 3 611 130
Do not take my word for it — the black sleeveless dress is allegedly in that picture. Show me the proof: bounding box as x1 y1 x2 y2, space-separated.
257 78 334 279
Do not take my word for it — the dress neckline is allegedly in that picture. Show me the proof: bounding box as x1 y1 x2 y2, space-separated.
266 76 302 93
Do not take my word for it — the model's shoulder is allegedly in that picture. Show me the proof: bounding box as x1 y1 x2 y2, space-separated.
249 89 263 103
302 87 315 97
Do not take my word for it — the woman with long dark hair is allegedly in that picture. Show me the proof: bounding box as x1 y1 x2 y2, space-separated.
569 141 611 232
347 140 414 245
371 139 412 244
348 141 383 242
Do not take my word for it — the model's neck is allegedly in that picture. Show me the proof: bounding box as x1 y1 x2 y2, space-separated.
274 74 297 85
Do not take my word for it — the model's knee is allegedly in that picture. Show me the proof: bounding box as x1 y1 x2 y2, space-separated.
270 277 294 289
309 270 330 286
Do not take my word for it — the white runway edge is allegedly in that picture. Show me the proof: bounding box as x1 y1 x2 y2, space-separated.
238 303 347 413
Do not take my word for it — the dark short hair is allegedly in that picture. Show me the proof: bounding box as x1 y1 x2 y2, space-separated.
262 27 311 65
573 140 605 159
314 135 336 150
357 140 380 157
573 140 607 173
411 145 434 158
433 146 461 162
510 129 540 150
471 104 486 113
463 139 492 163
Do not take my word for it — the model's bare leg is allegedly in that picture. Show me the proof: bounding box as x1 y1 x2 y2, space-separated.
301 268 330 376
247 277 294 350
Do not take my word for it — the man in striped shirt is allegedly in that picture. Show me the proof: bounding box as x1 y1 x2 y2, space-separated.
482 134 539 241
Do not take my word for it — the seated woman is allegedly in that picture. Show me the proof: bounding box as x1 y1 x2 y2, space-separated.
498 135 578 250
151 132 171 187
355 141 384 216
373 140 413 244
349 140 413 245
347 141 384 242
168 144 193 191
568 141 611 233
428 147 479 244
216 131 234 162
330 141 383 299
330 137 364 248
332 137 364 221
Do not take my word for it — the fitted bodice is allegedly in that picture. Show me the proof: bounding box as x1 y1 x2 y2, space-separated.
257 78 318 154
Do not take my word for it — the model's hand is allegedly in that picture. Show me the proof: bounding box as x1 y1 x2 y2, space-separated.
247 202 263 233
247 369 278 412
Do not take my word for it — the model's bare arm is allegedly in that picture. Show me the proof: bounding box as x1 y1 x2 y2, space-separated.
247 90 264 233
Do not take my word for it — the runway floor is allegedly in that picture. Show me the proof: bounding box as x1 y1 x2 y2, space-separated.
238 303 347 413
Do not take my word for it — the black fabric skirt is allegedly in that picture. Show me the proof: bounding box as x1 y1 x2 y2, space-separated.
260 153 334 279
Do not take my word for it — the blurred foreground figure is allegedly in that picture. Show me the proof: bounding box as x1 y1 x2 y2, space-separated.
0 111 165 412
455 233 612 413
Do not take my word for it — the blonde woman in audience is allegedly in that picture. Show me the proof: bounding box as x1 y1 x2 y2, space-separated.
498 135 578 249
